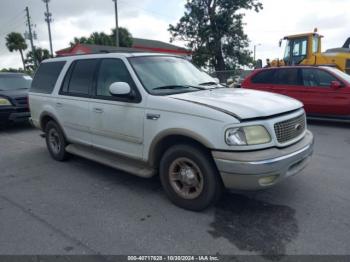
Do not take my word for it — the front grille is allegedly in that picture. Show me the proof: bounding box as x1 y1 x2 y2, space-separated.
274 114 306 143
14 97 28 107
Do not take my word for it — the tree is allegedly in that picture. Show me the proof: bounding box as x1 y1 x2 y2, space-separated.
169 0 262 80
25 48 51 71
111 27 133 47
5 32 28 70
69 27 133 47
0 68 26 73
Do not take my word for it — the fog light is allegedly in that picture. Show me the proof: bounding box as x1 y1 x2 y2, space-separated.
259 175 278 186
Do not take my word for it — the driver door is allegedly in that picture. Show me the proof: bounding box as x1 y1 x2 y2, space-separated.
89 58 145 159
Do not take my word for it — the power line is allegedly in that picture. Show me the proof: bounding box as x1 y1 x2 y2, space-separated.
0 10 25 30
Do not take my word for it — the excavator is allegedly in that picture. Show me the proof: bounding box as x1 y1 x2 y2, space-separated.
269 29 350 74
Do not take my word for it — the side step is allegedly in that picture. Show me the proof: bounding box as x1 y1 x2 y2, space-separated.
66 144 155 178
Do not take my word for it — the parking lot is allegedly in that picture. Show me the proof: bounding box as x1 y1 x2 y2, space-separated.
0 121 349 257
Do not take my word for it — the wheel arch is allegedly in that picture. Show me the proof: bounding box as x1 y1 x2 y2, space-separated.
148 129 215 168
39 112 67 140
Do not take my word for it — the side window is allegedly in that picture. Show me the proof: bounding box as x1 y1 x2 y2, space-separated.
292 39 307 56
31 61 66 94
312 37 319 54
251 70 276 84
62 59 98 96
317 70 338 87
302 69 337 87
96 59 135 98
274 69 301 85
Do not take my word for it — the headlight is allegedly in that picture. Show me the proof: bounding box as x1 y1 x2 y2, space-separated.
225 125 271 146
0 97 12 106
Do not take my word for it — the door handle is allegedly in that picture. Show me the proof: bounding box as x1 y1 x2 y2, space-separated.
56 102 63 108
93 107 104 113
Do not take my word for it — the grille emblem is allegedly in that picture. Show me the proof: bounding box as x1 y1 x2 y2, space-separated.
295 123 302 131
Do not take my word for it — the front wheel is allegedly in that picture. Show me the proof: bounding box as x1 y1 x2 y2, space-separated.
159 144 222 211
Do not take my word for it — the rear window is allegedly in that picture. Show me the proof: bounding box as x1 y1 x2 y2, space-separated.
61 59 98 96
274 68 302 85
251 70 276 84
31 61 66 94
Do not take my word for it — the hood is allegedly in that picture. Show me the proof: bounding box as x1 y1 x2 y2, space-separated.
170 88 303 120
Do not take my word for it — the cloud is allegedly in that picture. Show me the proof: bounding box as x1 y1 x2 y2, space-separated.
244 0 350 63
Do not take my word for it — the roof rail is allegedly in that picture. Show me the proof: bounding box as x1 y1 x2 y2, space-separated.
54 49 155 58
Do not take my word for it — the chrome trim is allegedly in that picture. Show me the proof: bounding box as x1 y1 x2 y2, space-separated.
239 144 311 165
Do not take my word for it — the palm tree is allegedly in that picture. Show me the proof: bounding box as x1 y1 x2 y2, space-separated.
5 32 28 70
25 48 51 71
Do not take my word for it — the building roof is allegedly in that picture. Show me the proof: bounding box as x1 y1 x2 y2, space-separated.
56 37 191 57
132 38 190 53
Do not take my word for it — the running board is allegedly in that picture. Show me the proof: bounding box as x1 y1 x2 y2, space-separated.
66 144 155 178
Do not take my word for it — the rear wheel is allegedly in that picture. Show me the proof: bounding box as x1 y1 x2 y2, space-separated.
45 121 69 161
159 144 222 211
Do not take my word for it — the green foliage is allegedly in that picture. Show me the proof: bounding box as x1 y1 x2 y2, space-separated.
5 32 28 70
25 48 51 72
169 0 262 74
5 32 27 52
69 27 133 47
0 68 26 73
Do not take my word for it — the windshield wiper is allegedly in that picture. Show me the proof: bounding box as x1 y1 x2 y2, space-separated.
153 85 206 90
198 81 218 86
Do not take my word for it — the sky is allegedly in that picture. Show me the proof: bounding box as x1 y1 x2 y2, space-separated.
0 0 349 69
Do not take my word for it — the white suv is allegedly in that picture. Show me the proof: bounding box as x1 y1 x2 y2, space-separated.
29 53 314 211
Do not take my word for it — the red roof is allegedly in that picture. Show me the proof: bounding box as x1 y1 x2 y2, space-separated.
56 38 192 56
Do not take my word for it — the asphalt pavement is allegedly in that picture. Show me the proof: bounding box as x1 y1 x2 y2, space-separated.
0 121 349 258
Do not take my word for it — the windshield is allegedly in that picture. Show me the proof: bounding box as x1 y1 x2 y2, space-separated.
324 67 350 84
0 75 32 91
129 56 219 95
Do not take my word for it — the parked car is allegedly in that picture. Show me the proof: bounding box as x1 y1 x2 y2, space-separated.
241 66 350 121
0 73 32 125
29 53 313 211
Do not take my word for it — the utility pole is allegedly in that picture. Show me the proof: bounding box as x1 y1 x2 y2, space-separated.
25 6 38 67
112 0 119 47
253 43 261 62
43 0 53 56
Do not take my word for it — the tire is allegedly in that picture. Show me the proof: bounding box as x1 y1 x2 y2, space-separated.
45 121 69 161
159 144 222 211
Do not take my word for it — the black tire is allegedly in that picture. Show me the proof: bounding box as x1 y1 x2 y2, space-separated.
159 144 222 211
45 121 69 161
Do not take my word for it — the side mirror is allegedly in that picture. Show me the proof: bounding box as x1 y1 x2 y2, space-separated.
330 80 342 89
109 82 131 96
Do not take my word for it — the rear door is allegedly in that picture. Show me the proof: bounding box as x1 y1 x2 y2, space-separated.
56 59 98 145
270 68 305 100
300 68 349 116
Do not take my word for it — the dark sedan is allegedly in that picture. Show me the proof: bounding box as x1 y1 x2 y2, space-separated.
0 73 32 124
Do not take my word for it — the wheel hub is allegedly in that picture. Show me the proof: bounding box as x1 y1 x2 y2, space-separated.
168 157 204 200
180 167 197 186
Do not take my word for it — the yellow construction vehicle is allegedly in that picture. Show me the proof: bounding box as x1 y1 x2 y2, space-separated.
270 29 350 74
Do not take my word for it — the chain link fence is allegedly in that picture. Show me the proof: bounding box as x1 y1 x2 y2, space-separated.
210 69 253 86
